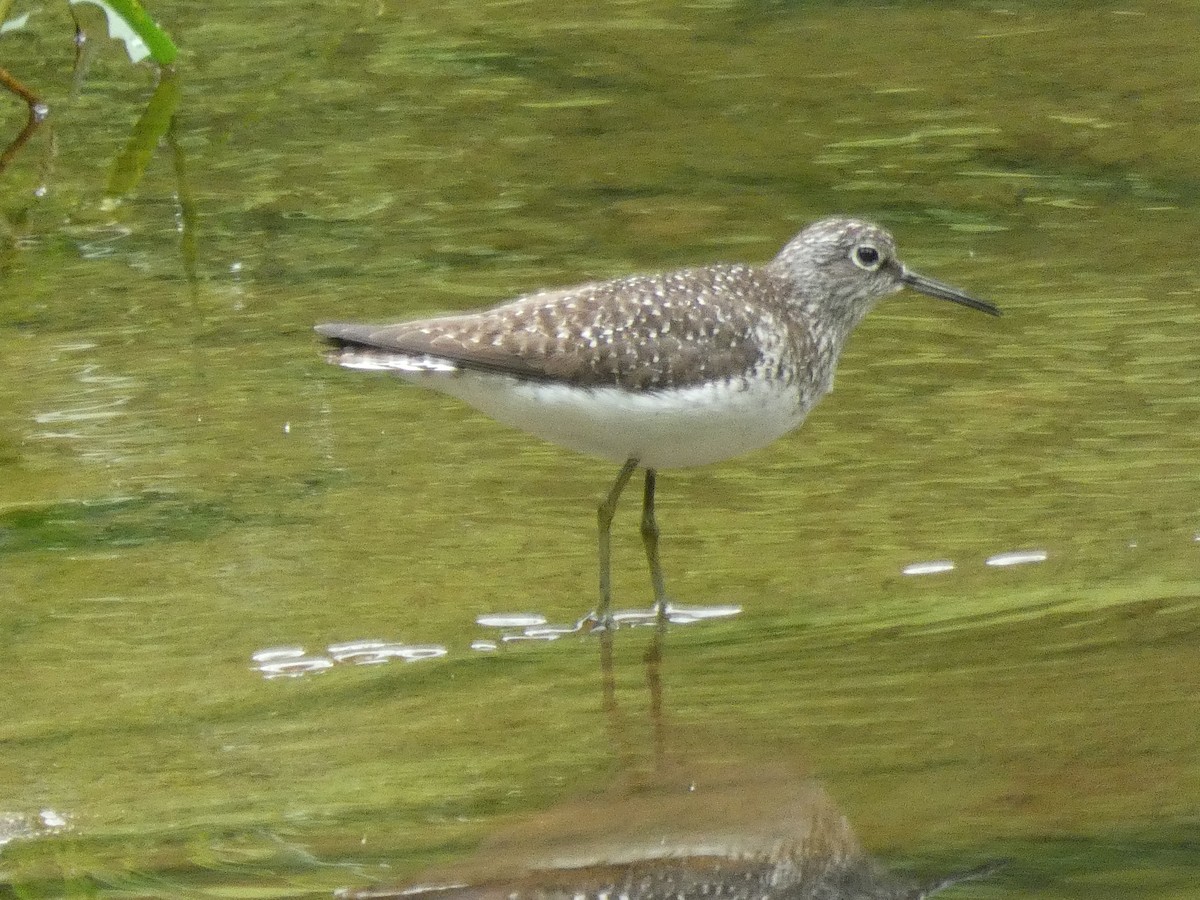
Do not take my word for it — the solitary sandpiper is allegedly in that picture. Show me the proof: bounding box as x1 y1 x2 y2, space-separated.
316 217 1000 626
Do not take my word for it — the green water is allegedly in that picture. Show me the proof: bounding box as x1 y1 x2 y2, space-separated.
2 0 1198 896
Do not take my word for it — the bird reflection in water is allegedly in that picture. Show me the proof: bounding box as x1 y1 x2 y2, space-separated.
338 634 1002 900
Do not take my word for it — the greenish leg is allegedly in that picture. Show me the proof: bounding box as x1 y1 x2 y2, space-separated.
597 458 639 629
640 468 669 621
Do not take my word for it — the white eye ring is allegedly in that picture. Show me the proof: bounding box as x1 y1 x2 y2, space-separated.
852 243 883 271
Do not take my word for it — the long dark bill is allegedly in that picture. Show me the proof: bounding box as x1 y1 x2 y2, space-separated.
901 267 1001 317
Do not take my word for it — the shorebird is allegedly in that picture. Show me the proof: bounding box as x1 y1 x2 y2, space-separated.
316 217 999 626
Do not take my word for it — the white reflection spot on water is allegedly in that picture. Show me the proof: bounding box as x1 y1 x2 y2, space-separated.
39 810 68 829
252 641 448 678
476 613 548 628
328 639 387 657
902 560 956 576
525 624 586 637
668 603 742 621
257 657 335 679
251 646 306 663
985 549 1049 567
398 645 447 662
502 632 562 643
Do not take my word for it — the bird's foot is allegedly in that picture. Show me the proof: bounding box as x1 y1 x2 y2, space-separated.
579 609 616 633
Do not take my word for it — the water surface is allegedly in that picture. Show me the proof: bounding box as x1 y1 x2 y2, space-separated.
1 1 1197 897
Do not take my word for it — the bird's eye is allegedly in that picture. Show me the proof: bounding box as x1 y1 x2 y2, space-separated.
853 244 882 271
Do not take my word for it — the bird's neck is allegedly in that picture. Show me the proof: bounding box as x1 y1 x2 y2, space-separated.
781 286 873 407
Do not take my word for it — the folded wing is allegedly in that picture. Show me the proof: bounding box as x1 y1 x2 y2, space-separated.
317 266 786 392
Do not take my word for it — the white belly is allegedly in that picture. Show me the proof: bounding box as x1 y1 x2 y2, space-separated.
404 369 814 469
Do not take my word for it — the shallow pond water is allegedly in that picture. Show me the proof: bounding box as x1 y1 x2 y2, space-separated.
1 1 1198 897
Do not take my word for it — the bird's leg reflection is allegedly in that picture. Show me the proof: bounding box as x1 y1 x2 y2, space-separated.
598 629 621 725
644 608 667 772
640 468 670 769
597 599 668 775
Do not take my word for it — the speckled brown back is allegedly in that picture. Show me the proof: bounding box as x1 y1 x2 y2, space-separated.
317 264 810 392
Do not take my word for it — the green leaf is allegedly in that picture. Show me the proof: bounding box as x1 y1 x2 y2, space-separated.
67 0 178 66
104 67 181 200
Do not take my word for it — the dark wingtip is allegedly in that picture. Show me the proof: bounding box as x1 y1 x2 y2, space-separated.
314 322 377 347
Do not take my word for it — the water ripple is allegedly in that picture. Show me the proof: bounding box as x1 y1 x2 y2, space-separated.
478 603 744 643
475 613 547 628
252 604 743 678
985 549 1049 567
902 559 956 576
900 546 1053 574
251 640 448 679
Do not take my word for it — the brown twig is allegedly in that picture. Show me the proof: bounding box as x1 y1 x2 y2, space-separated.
0 66 48 174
